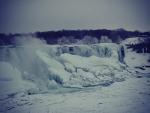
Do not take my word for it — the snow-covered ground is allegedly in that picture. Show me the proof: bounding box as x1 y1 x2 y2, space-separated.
0 77 150 113
122 37 150 45
122 37 150 73
0 37 150 113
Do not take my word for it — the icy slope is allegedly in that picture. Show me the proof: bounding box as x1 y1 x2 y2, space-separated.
124 48 150 73
121 37 150 73
0 37 126 95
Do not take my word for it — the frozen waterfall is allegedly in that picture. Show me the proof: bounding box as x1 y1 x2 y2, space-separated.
0 37 126 95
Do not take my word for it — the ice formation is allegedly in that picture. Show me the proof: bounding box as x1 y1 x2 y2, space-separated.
0 37 126 94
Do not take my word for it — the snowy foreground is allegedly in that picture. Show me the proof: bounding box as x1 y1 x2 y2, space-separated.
0 37 150 113
0 77 150 113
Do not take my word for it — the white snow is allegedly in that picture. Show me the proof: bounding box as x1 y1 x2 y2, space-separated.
1 77 150 113
0 37 150 113
122 37 150 45
123 45 150 73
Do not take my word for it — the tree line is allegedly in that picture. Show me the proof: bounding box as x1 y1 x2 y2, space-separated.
0 29 150 45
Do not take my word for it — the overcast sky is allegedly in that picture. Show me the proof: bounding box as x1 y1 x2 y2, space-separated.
0 0 149 33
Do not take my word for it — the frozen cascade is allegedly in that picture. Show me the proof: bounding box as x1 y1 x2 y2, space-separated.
0 38 126 94
47 44 125 63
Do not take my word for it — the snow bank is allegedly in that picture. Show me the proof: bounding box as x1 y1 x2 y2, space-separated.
124 47 150 73
0 37 126 95
122 37 150 45
121 38 150 74
5 77 150 113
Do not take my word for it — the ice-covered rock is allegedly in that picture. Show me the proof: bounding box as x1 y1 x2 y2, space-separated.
47 43 125 63
0 61 38 95
0 38 126 94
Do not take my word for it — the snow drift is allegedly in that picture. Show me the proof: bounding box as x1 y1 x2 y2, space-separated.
0 37 126 95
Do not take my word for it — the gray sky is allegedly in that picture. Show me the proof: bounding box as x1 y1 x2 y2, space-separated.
0 0 149 33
